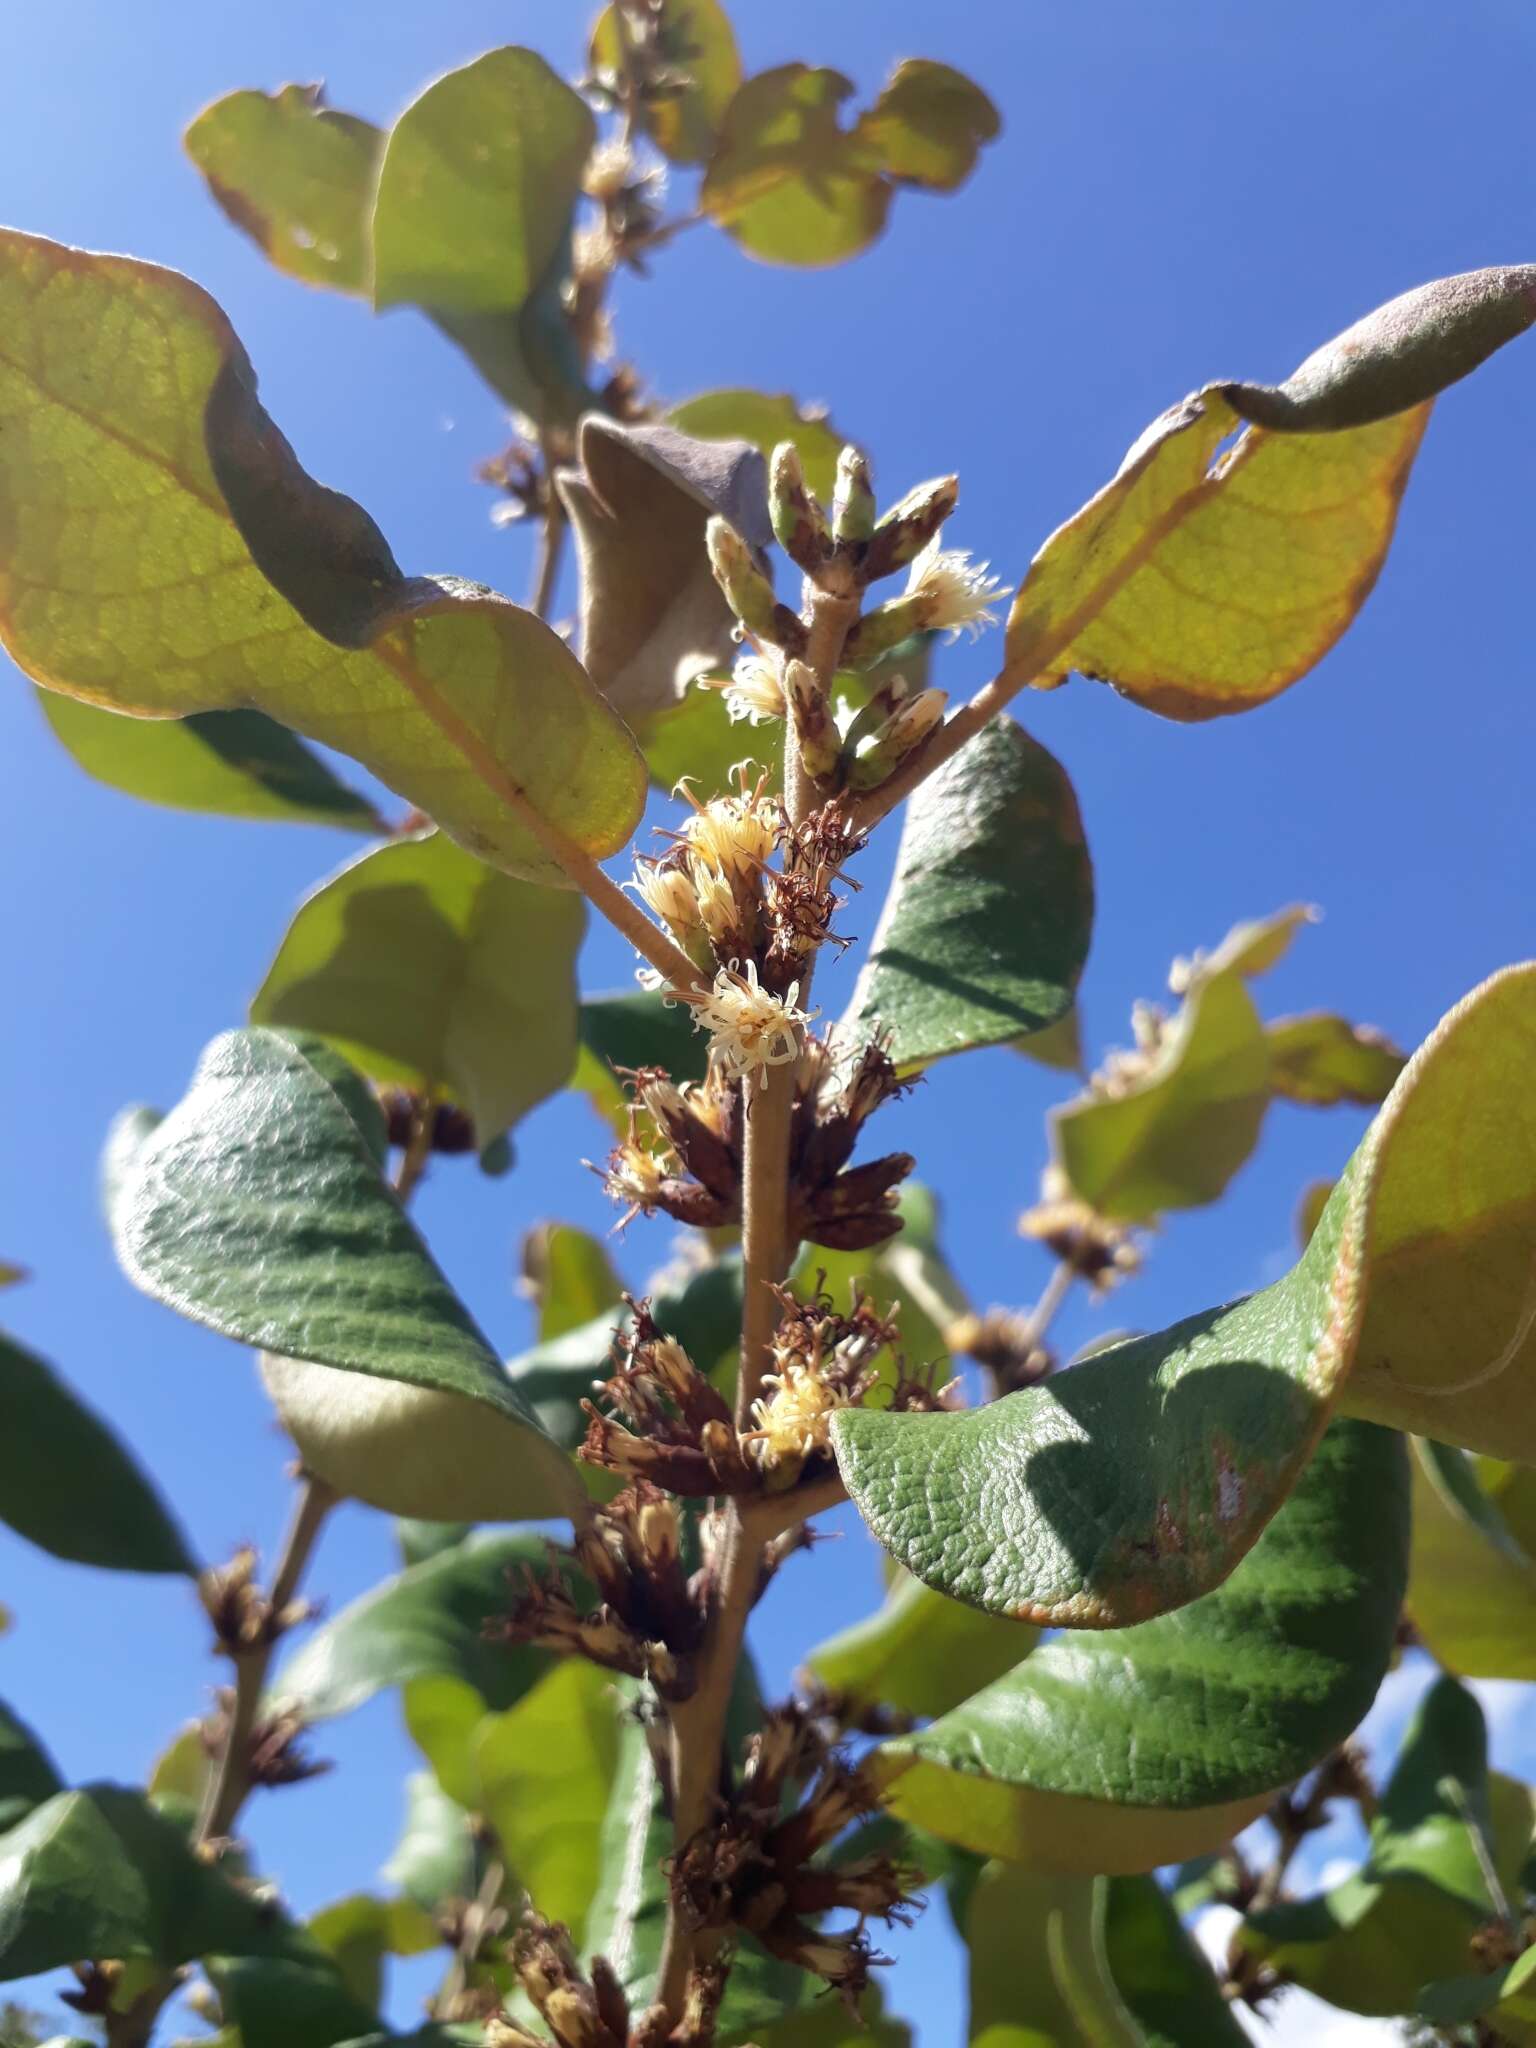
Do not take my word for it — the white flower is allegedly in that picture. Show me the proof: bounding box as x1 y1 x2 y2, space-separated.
904 533 1011 641
718 655 786 726
692 961 817 1087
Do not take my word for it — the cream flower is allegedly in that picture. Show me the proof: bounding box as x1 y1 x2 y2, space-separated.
679 780 779 882
629 859 704 946
750 1360 850 1465
692 961 817 1086
718 655 786 726
904 532 1011 641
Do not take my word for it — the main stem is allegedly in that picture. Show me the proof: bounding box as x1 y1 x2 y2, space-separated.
657 574 857 2022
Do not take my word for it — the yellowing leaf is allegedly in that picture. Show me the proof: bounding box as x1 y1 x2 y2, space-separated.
1407 1440 1536 1680
853 59 1000 193
0 230 646 885
1342 962 1536 1409
1008 267 1536 721
1266 1012 1407 1107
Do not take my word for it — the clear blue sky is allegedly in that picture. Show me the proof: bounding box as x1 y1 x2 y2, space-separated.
3 3 1534 2041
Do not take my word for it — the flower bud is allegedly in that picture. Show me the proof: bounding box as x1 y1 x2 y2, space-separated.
862 473 960 582
831 444 877 544
769 441 832 572
784 658 841 780
705 517 806 652
846 689 948 790
705 516 778 634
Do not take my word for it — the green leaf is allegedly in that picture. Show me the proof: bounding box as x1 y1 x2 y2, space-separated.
1101 1874 1247 2047
185 84 380 294
36 690 383 830
306 1892 438 2009
1336 963 1536 1419
0 1330 196 1575
839 963 1536 1619
580 987 711 1090
1407 1440 1536 1679
852 60 1001 193
1237 1676 1520 2015
108 1029 582 1523
1419 1945 1536 2041
866 1419 1407 1873
701 60 996 268
667 389 851 502
0 230 645 885
1265 1012 1407 1106
964 1859 1095 2045
370 47 594 421
1010 269 1536 721
185 80 587 422
396 1519 474 1568
416 1658 621 1939
805 1570 1038 1722
0 1701 61 1833
1177 903 1317 984
1220 263 1536 432
273 1529 580 1722
590 1 742 165
250 829 583 1145
560 417 770 729
0 1785 310 1978
833 1156 1371 1625
211 1951 379 2048
702 67 890 267
1053 966 1271 1223
381 1773 476 1914
521 1222 624 1343
842 717 1093 1070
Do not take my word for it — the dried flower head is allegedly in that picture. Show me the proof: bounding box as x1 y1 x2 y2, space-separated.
693 961 817 1087
903 532 1010 640
1019 1163 1143 1292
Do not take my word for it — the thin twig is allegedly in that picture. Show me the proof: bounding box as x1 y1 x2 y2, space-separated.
197 1475 338 1845
1023 1258 1077 1355
529 431 567 623
434 1854 507 2018
394 1094 436 1204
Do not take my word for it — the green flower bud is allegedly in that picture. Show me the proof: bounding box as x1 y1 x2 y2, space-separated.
784 658 841 780
846 687 948 790
862 472 960 582
769 440 831 572
831 444 877 544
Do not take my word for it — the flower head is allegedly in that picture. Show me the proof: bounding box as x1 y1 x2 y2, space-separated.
629 857 704 947
692 960 816 1087
677 771 781 883
904 532 1011 641
750 1360 850 1466
716 654 786 726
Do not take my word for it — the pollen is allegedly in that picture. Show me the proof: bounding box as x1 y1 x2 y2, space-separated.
904 532 1011 641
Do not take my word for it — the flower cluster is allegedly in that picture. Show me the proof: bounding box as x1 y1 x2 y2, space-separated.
670 1707 920 2008
579 1299 755 1499
630 765 784 988
494 1474 703 1700
747 1286 901 1485
1018 1163 1143 1294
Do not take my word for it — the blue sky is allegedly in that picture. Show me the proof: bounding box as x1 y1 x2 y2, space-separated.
3 2 1535 2040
